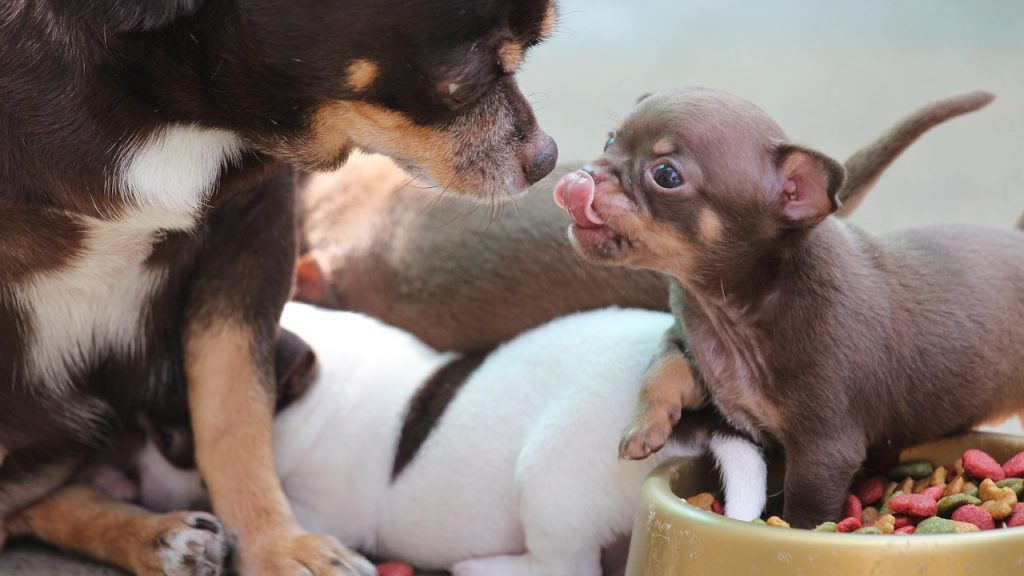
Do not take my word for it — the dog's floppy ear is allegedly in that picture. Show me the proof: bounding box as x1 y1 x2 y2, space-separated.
92 0 204 33
774 144 847 228
274 328 319 413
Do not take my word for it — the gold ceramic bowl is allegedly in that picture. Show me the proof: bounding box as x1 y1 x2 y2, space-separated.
625 432 1024 576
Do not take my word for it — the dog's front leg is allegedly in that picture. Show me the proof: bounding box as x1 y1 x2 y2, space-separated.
5 485 226 575
184 172 374 576
619 323 704 460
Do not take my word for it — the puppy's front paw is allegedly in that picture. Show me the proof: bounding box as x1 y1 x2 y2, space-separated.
618 403 680 461
241 531 377 576
149 511 228 576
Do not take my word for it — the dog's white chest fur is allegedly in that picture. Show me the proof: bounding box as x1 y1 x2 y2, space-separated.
15 125 243 392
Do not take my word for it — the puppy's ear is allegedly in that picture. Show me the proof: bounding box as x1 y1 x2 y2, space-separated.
774 144 847 227
635 92 654 105
92 0 204 33
274 328 319 413
293 252 339 308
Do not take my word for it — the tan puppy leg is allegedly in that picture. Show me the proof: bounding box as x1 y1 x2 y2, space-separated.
619 330 704 460
186 322 374 576
5 485 225 576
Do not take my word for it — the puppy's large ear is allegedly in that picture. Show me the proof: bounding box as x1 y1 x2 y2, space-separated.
89 0 204 33
774 144 847 227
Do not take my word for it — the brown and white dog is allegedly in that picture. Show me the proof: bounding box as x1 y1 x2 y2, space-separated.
555 88 1014 528
0 1 557 575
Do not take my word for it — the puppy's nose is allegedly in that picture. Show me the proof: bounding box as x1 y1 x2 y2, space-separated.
522 134 558 185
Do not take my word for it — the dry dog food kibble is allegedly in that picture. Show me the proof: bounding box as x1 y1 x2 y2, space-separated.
686 448 1024 534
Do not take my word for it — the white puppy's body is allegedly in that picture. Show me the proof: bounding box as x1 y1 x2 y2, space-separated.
139 304 766 576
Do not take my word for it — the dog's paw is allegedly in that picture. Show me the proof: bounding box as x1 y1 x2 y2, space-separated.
241 531 377 576
151 511 228 576
618 403 680 461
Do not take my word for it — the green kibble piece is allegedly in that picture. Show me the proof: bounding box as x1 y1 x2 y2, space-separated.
813 521 838 532
963 484 979 498
996 478 1024 499
888 460 934 480
854 526 883 534
937 493 983 517
916 516 957 534
880 490 904 516
751 518 767 525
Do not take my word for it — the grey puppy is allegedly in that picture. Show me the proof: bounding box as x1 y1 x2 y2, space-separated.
556 88 1016 527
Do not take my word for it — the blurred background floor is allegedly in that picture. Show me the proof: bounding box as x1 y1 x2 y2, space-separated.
3 0 1022 574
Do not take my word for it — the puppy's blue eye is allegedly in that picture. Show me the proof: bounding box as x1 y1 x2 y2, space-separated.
604 132 615 151
652 163 684 188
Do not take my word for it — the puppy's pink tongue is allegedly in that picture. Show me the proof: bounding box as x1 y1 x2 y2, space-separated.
553 170 605 228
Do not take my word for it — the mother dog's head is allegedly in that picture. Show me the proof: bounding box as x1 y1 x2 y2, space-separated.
91 0 559 200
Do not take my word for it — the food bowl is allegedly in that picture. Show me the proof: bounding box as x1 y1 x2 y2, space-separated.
625 432 1024 576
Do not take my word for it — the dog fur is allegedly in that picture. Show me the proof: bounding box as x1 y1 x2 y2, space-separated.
1 1 557 573
136 303 768 576
558 88 1017 528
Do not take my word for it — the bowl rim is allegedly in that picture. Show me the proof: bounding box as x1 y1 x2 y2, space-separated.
650 431 1024 547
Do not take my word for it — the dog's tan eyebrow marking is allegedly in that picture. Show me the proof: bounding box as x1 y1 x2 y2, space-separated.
498 41 524 73
345 59 379 92
653 138 676 156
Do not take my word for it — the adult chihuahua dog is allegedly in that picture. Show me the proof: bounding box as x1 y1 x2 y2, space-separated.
0 1 557 574
555 89 1009 527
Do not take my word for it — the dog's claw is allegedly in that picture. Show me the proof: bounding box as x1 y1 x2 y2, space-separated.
153 511 228 576
619 405 679 461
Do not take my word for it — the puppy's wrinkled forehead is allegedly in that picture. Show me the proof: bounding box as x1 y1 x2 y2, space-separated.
619 89 787 166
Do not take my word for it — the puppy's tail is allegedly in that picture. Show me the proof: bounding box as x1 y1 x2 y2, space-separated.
837 90 996 218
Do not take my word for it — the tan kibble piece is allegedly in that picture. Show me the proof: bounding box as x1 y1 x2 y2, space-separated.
953 458 964 476
767 516 790 528
884 481 900 501
930 466 948 487
899 477 915 495
861 507 879 525
875 514 896 534
944 476 966 497
979 478 1017 520
913 477 931 493
952 520 981 533
686 492 716 511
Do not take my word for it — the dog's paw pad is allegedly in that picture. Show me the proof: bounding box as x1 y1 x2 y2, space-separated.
155 512 228 576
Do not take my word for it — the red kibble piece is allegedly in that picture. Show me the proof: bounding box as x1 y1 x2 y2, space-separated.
1003 451 1024 479
711 500 724 515
836 517 862 533
894 525 916 535
376 563 415 576
893 515 914 529
1007 503 1024 528
888 494 938 517
946 467 957 483
851 477 885 505
843 494 863 520
922 486 945 501
963 449 1005 481
951 504 996 530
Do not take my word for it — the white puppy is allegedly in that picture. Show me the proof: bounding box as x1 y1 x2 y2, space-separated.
137 303 766 576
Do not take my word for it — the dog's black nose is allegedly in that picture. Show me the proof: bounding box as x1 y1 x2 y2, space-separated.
523 134 558 185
